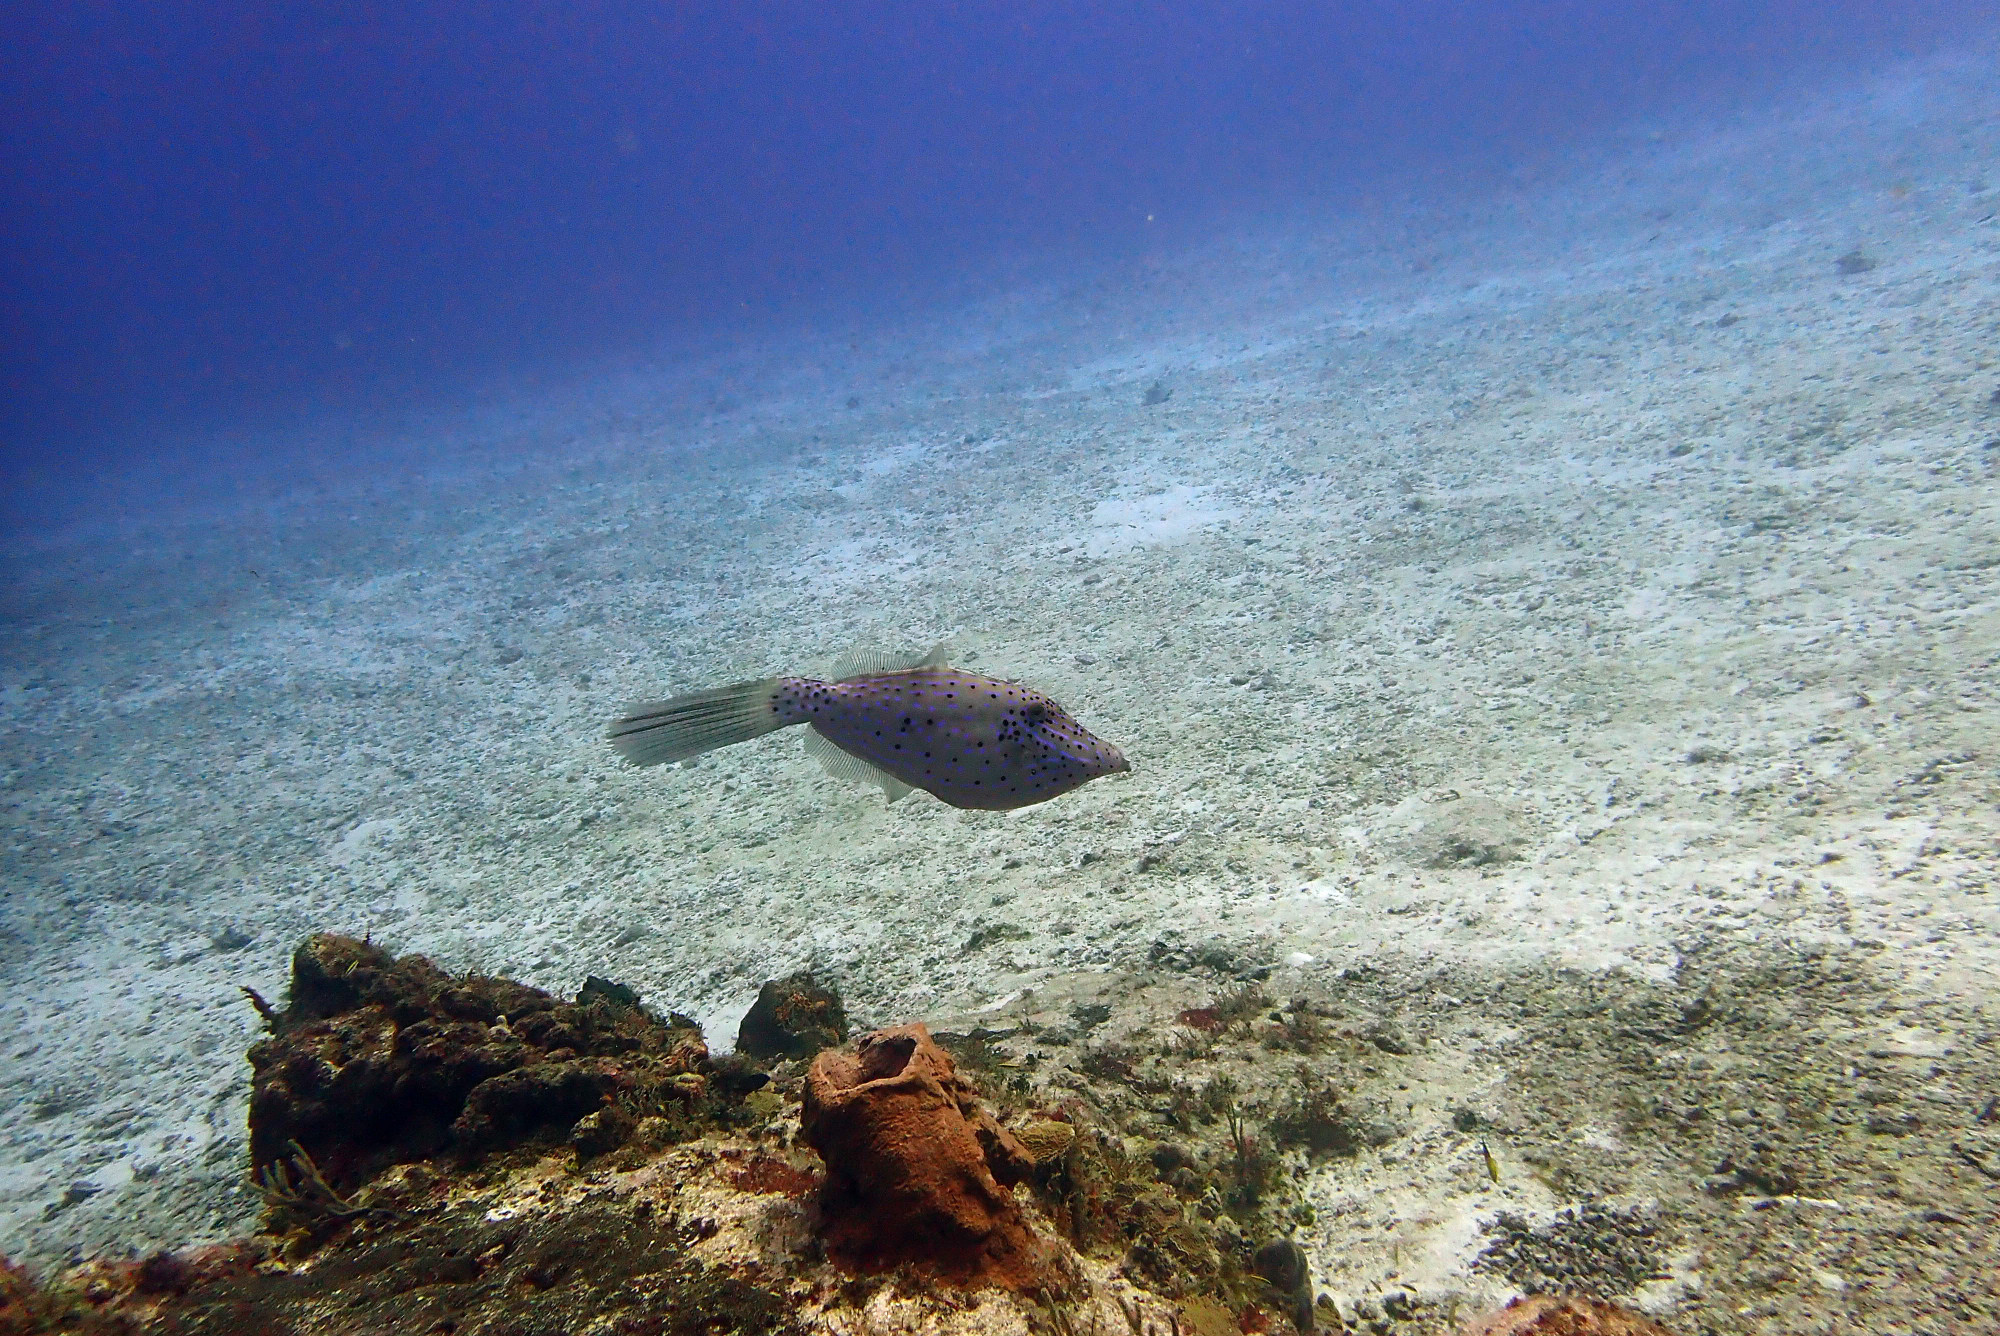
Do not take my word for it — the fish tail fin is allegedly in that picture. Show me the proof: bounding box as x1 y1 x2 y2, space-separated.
607 677 789 767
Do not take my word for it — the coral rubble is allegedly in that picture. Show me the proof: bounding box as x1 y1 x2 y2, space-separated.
1457 1295 1679 1335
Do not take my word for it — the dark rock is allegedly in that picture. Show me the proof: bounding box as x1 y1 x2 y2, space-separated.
707 1052 773 1098
577 975 643 1011
800 1023 1049 1290
283 933 400 1021
452 1058 632 1154
1835 249 1878 275
434 985 500 1023
570 1104 637 1161
133 1250 197 1297
1253 1237 1315 1332
1070 1002 1113 1031
1364 1018 1413 1055
247 933 711 1193
736 971 847 1061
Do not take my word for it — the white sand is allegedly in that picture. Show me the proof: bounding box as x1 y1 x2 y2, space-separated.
2 35 1996 1322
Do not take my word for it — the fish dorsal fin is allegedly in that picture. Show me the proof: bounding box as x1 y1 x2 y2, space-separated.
803 725 914 804
830 639 951 681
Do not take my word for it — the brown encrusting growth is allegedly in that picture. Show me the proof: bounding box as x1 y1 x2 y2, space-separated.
800 1023 1053 1290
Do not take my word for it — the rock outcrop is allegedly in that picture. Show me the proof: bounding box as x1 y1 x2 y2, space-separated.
736 971 848 1061
246 933 711 1193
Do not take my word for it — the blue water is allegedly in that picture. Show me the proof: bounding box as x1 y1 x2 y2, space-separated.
1 1 1982 524
5 0 2000 1287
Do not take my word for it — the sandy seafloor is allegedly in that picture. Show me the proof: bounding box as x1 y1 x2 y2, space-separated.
4 37 1999 1333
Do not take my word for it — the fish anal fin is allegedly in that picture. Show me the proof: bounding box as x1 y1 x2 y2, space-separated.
804 725 915 804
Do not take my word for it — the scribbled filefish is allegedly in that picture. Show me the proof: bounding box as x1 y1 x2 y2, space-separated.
607 645 1129 811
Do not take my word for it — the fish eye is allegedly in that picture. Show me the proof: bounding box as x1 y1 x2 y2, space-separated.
1021 702 1048 722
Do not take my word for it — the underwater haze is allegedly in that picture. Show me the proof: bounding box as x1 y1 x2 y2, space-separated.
1 0 1985 511
5 2 2000 1331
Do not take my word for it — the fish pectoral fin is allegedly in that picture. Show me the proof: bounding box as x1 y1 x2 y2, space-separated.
803 726 915 804
829 638 953 681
